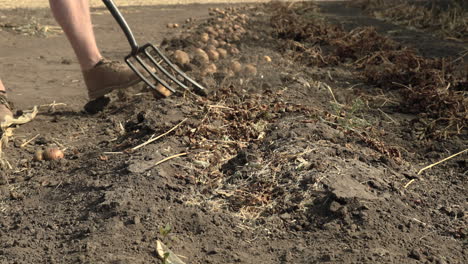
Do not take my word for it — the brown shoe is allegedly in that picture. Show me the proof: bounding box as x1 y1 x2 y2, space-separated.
83 59 141 101
0 91 13 126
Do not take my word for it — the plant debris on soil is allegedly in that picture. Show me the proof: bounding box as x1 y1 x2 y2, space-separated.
353 0 468 41
0 1 467 264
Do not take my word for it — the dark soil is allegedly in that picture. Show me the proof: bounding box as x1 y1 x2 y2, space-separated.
1 1 466 264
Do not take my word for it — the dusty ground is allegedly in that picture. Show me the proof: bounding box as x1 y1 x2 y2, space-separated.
0 1 467 264
0 0 279 9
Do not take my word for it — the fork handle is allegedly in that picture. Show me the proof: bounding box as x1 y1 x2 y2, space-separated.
102 0 139 54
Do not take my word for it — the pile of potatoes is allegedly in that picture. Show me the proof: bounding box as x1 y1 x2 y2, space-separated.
169 7 271 78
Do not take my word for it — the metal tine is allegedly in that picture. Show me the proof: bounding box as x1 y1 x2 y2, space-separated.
125 57 158 89
144 44 207 96
133 55 177 94
140 47 190 92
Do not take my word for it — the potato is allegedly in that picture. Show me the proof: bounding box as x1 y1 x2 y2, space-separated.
205 44 217 51
201 63 217 76
229 47 240 55
173 50 190 65
216 48 228 59
218 40 227 47
43 148 64 161
230 34 241 42
206 50 220 61
263 55 272 63
229 60 242 73
34 149 44 161
193 48 210 65
243 64 257 76
154 84 172 98
205 26 218 37
200 33 209 43
207 38 219 48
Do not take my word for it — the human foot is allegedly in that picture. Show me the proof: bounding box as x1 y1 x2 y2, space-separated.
83 59 141 101
83 59 141 114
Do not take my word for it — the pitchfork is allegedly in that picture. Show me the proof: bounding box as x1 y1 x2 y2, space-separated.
102 0 207 97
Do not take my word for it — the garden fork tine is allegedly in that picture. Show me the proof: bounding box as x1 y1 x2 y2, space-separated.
102 0 207 96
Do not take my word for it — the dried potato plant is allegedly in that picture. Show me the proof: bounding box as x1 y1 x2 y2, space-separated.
354 0 468 41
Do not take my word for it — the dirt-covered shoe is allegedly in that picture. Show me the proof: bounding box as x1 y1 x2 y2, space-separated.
83 59 141 101
0 91 13 126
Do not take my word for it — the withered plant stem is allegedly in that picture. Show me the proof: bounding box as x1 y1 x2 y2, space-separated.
131 118 188 151
20 134 40 148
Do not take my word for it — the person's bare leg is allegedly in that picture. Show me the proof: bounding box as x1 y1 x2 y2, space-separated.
49 0 102 71
49 0 140 113
0 79 6 93
0 79 13 122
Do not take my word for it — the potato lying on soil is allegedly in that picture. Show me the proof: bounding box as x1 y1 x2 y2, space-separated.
166 23 179 29
154 84 173 98
34 149 44 161
263 55 272 63
173 50 190 65
218 40 227 47
200 33 210 43
229 47 240 55
43 148 64 161
243 64 257 76
205 44 217 51
201 63 217 76
217 48 228 59
207 38 219 48
193 48 210 65
206 49 220 61
229 60 242 73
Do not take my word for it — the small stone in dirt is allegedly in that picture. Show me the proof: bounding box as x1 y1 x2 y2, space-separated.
204 247 219 255
409 249 423 260
10 191 24 200
131 216 141 225
279 213 291 221
321 254 334 261
322 222 341 231
328 201 342 213
61 58 72 65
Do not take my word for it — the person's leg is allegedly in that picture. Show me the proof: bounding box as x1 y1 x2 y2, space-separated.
49 0 102 71
49 0 140 112
0 79 13 123
0 79 6 93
